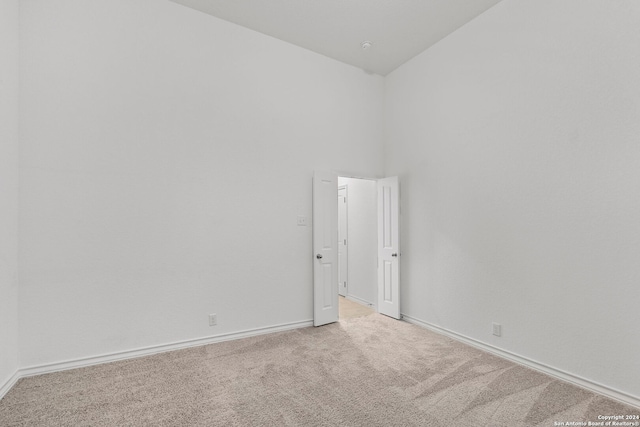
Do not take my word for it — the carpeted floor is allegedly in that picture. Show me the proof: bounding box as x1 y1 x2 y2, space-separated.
0 312 636 426
339 296 375 320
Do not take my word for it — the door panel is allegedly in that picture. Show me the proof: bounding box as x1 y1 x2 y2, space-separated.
383 261 393 302
382 186 392 247
377 176 400 319
322 264 333 307
313 170 339 326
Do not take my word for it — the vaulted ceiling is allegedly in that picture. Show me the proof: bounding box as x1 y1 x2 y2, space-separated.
170 0 503 76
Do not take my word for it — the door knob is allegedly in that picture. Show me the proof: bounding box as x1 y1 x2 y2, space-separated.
316 254 323 259
391 253 398 257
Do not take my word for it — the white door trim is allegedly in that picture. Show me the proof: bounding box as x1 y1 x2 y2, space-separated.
338 185 348 297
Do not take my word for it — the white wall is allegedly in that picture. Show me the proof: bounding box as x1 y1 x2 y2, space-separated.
385 0 640 399
338 177 377 306
18 0 384 367
12 0 639 405
0 0 21 389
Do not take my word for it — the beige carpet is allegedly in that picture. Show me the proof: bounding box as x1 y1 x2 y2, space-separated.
1 313 636 426
339 296 375 320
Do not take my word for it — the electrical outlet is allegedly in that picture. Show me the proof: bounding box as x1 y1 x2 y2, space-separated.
297 215 307 226
492 322 502 337
209 314 217 326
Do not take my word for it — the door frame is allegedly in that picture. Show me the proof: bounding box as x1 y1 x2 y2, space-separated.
337 185 348 297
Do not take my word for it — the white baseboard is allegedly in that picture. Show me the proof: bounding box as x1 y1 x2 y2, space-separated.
345 294 375 309
0 370 20 401
8 319 312 392
401 314 640 410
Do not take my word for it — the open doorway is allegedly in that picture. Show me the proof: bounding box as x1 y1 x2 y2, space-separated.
337 177 377 319
338 295 375 320
313 170 399 327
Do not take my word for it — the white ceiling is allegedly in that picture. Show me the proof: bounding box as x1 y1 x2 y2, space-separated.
170 0 503 76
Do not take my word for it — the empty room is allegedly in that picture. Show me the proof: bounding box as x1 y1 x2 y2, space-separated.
1 0 639 425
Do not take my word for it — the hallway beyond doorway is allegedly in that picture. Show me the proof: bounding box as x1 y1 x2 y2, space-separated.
339 296 374 320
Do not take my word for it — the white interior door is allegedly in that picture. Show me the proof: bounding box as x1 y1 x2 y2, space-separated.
313 170 339 326
377 176 400 319
338 186 348 297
